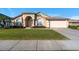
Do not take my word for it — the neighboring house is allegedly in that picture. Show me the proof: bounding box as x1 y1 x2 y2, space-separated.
69 20 79 26
12 12 69 28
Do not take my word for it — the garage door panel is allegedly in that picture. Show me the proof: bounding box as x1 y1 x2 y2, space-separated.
50 21 68 28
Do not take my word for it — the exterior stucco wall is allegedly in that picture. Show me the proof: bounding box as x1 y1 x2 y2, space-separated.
37 16 49 27
12 17 23 26
45 20 49 27
49 20 69 28
13 17 22 22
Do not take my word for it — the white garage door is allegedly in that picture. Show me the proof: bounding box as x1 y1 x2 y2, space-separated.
50 21 69 28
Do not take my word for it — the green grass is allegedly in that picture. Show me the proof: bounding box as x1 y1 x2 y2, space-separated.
0 28 67 40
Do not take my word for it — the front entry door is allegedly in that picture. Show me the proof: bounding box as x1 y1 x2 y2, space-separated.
25 16 32 27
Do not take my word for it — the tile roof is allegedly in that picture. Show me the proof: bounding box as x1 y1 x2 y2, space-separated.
12 12 70 21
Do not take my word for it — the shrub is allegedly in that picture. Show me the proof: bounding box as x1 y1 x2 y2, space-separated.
68 25 79 29
32 26 46 28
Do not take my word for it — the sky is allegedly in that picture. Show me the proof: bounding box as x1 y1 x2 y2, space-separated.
0 8 79 19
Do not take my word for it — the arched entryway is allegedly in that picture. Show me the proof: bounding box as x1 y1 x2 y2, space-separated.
25 16 32 27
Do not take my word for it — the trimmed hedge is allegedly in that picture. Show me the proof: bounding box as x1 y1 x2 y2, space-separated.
32 26 46 28
68 25 79 29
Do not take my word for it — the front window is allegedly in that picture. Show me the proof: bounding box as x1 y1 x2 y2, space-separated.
15 17 22 26
37 19 44 26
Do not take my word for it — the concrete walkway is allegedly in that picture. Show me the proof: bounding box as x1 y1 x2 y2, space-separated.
0 28 79 51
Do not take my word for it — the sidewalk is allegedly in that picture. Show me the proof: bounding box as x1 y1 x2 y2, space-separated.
0 40 79 51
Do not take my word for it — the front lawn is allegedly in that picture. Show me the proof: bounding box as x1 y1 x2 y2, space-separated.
0 28 67 40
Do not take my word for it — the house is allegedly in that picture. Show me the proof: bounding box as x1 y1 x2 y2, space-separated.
69 20 79 26
12 12 69 28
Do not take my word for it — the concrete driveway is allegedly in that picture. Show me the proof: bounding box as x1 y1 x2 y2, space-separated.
53 28 79 50
53 28 79 40
0 28 79 51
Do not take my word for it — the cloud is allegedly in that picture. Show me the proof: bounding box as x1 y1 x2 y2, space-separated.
69 16 79 20
48 13 61 16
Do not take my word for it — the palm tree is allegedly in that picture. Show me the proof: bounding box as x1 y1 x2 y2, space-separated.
0 13 12 28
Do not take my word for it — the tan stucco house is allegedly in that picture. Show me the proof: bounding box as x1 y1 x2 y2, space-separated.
12 12 69 28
